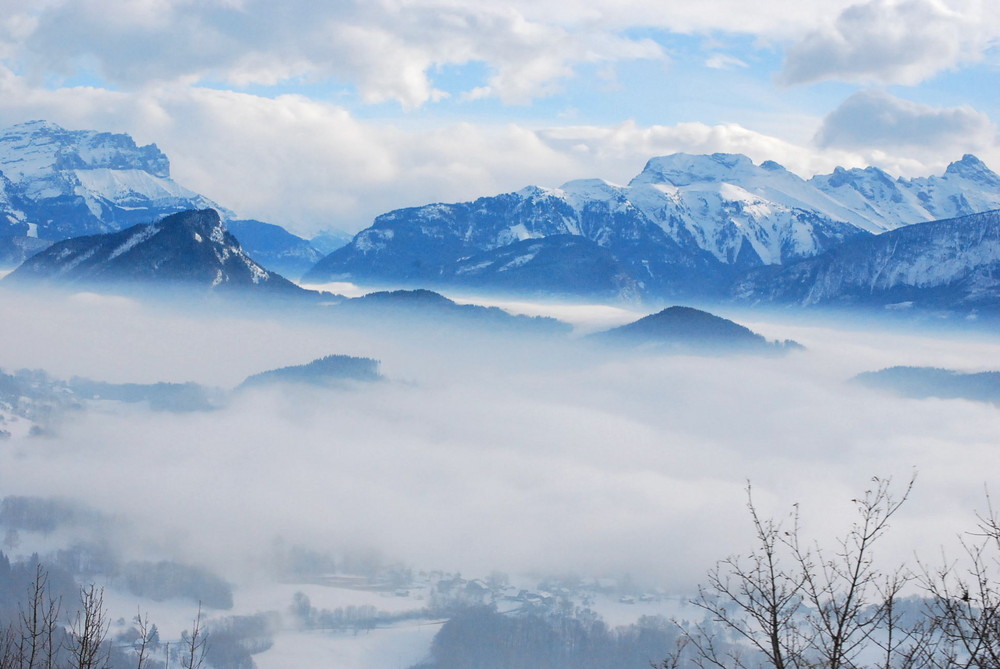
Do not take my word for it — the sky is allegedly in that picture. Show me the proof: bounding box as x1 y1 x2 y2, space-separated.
0 0 997 236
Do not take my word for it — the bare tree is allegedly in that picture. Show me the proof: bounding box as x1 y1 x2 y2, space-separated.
679 475 915 669
868 572 939 669
130 610 157 669
17 564 62 669
0 559 172 669
791 476 915 669
0 623 20 669
681 484 807 669
920 492 1000 669
178 605 207 669
69 585 110 669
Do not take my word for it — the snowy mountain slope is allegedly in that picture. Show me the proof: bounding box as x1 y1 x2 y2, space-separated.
0 120 224 240
626 153 870 265
302 154 870 296
306 152 1000 302
809 155 1000 231
226 219 324 279
447 235 642 300
303 174 734 299
730 209 1000 310
0 121 328 275
5 209 306 294
0 235 51 268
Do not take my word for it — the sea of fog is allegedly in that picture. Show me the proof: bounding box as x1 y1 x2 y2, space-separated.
0 284 998 594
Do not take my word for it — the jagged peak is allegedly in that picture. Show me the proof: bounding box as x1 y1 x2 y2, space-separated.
944 154 1000 185
4 120 66 134
0 120 171 180
4 207 303 292
154 208 227 240
816 164 896 189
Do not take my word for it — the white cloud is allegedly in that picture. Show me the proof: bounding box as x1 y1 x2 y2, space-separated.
6 0 665 108
6 0 947 109
8 0 998 119
505 0 860 39
705 53 748 70
815 89 997 155
535 120 862 181
781 0 1000 86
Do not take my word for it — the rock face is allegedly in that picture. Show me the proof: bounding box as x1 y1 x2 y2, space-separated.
731 209 1000 310
304 153 1000 301
0 120 222 240
5 209 305 294
810 155 1000 231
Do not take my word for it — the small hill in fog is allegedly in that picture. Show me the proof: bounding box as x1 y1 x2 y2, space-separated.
593 305 801 354
240 355 383 389
854 366 1000 404
334 288 572 334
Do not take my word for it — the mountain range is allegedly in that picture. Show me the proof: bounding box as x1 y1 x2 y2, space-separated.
731 209 1000 310
2 120 999 312
304 153 1000 306
0 208 581 335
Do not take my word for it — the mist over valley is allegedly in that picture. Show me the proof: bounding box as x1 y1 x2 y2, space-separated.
2 278 1000 667
0 118 999 668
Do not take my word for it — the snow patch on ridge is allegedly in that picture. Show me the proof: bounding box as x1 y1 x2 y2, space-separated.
109 226 158 260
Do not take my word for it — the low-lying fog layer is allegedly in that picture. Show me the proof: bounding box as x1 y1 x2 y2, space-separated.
1 285 999 591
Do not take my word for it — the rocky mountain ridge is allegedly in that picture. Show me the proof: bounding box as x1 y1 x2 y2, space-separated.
5 209 306 294
730 209 1000 311
3 121 999 312
307 153 1000 302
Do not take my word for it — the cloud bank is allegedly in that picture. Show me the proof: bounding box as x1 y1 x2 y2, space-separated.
816 89 997 153
781 0 1000 86
1 289 998 590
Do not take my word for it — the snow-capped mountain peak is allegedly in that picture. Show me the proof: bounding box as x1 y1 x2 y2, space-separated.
0 120 170 182
6 208 304 294
630 152 759 187
0 120 226 240
556 178 626 209
307 149 1000 302
944 154 1000 187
